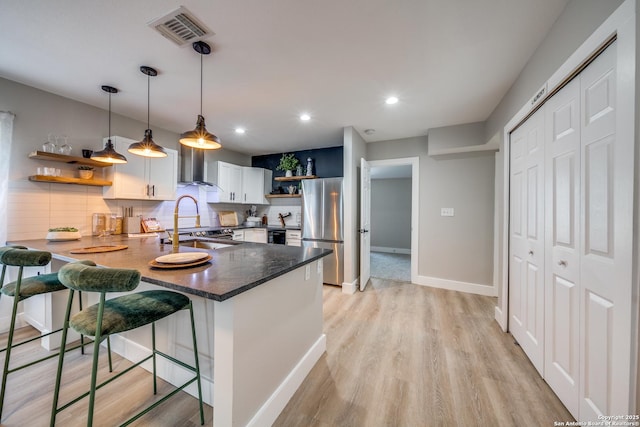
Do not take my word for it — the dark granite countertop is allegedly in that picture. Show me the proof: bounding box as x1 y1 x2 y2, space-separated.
7 235 330 302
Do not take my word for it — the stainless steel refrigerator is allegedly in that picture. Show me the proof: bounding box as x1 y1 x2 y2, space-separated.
301 177 344 286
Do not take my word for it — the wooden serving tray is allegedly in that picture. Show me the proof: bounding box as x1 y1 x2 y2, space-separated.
69 245 128 254
149 255 212 269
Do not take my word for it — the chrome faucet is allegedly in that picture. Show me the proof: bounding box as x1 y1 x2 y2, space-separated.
173 195 201 251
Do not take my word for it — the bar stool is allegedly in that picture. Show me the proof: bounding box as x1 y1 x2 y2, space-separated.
51 261 204 426
0 246 88 421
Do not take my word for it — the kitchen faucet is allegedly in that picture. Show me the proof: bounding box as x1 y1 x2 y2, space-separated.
173 195 200 251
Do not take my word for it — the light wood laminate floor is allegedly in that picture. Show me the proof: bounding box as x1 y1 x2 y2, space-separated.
275 278 573 426
0 279 572 426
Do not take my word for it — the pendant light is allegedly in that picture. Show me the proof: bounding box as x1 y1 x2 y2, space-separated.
179 41 221 149
128 66 167 158
91 86 128 164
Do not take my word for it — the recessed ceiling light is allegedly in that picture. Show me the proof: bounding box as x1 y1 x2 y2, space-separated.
364 129 375 135
300 113 311 121
235 128 245 134
385 96 398 105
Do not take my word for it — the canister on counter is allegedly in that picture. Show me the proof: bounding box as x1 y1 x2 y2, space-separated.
114 216 123 235
92 213 105 236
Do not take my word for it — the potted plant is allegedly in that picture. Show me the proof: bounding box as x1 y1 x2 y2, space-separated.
276 153 299 177
78 165 94 179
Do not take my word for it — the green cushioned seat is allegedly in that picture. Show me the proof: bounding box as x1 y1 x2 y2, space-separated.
0 247 51 267
1 272 66 301
70 290 190 337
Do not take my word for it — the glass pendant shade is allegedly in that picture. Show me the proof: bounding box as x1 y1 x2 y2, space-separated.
179 115 221 149
92 85 127 164
128 129 167 157
180 41 221 150
129 66 167 158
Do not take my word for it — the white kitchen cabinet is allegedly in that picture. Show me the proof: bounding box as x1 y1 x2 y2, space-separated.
285 229 302 247
244 228 267 244
103 136 177 200
217 161 243 203
242 167 272 204
207 161 272 204
232 230 244 241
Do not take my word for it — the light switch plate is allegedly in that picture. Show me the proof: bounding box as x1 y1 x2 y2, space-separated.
441 208 455 217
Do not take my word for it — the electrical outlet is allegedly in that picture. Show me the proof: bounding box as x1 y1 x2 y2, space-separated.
305 264 310 280
317 259 323 274
441 208 455 217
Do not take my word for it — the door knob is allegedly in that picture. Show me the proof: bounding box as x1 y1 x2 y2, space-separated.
558 260 567 267
528 250 534 256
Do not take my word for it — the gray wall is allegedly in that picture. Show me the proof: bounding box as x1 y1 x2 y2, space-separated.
370 178 411 250
367 134 495 286
429 121 486 152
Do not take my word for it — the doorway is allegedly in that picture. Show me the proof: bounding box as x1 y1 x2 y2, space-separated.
363 157 418 286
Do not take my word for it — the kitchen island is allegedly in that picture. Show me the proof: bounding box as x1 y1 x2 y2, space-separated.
7 235 330 427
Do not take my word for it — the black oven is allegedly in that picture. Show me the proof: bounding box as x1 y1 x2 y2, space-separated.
269 230 286 245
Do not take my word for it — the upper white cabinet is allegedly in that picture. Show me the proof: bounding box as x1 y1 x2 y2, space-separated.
217 161 243 203
103 136 177 200
242 167 272 204
207 161 272 204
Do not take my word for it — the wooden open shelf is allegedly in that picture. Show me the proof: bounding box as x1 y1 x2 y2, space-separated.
265 194 301 199
274 175 317 182
29 151 112 168
29 175 112 187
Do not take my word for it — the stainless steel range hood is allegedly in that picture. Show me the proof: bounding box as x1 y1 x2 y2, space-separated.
178 145 217 187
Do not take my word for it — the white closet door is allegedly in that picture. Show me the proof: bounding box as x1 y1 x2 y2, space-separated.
544 77 581 417
579 41 632 419
509 107 545 374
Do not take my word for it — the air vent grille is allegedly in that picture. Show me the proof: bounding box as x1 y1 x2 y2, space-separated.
149 6 214 47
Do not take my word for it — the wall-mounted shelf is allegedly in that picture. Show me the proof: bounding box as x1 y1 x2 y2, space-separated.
29 175 112 187
274 175 317 182
28 151 112 168
265 194 301 199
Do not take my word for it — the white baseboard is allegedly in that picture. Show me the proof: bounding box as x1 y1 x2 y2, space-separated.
342 278 358 294
414 275 497 297
495 306 507 332
247 334 327 427
107 334 214 406
371 246 411 255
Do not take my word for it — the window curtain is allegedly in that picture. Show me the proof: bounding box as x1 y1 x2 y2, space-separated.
0 112 15 246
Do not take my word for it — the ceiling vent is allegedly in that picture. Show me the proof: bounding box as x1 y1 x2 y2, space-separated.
148 6 214 47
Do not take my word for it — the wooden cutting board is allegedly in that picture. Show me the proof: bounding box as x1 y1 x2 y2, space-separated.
69 245 128 254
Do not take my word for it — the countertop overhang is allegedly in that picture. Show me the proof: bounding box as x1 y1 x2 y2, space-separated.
6 235 331 301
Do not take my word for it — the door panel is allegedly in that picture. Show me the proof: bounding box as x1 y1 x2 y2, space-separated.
579 41 628 420
359 158 371 291
545 77 581 417
508 107 545 374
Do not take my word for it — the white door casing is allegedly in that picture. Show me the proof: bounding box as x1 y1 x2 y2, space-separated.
508 107 545 374
359 157 371 291
544 77 581 416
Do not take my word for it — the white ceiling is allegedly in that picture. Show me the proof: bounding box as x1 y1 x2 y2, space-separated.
0 0 569 155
